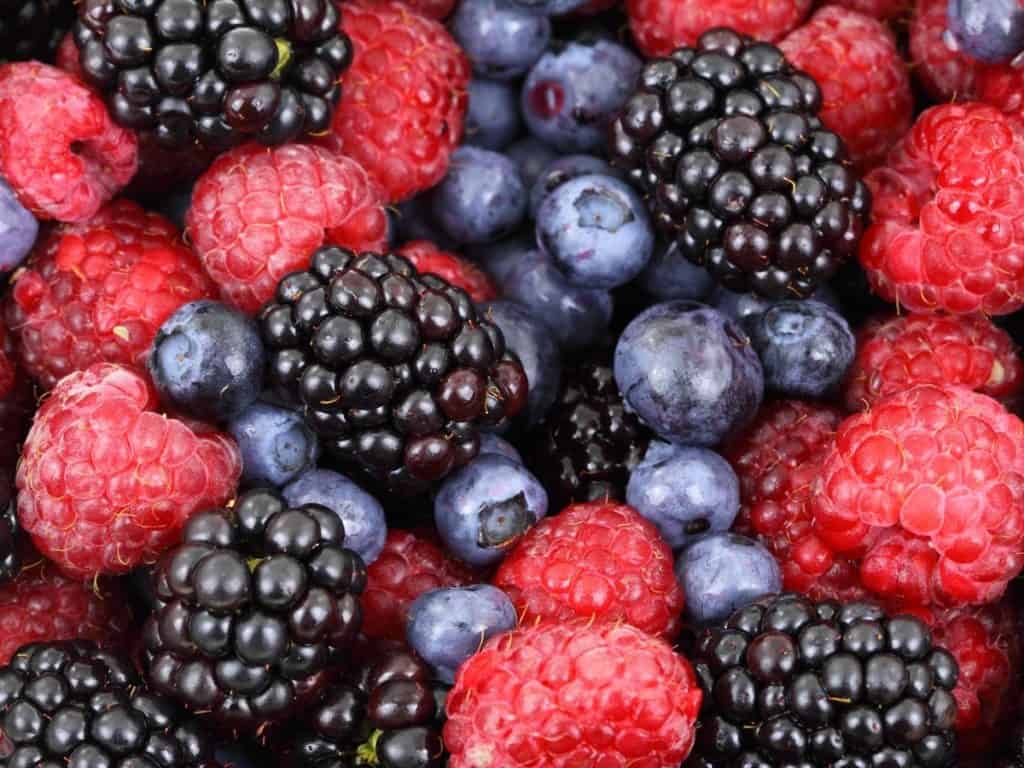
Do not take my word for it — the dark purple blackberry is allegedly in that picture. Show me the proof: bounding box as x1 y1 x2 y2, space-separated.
0 0 75 64
685 593 959 768
260 247 529 495
609 27 870 300
72 0 352 149
997 721 1024 767
0 371 33 586
142 488 367 730
0 640 215 767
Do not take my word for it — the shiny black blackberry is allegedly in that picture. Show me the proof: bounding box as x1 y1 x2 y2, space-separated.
0 0 75 64
73 0 352 149
0 640 214 767
685 593 959 768
0 373 33 586
142 488 367 729
260 247 529 495
610 28 870 300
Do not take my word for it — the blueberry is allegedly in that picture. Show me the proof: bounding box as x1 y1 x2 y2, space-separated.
0 178 38 272
465 78 523 150
282 468 387 565
537 173 654 289
505 136 560 188
430 146 528 244
529 153 617 218
626 441 740 551
522 40 642 152
614 301 763 446
452 0 551 79
948 0 1024 63
434 454 548 566
148 300 265 422
393 196 458 251
469 232 539 286
505 0 588 18
743 300 856 399
675 532 782 625
479 432 524 463
228 401 320 487
407 585 518 683
710 284 841 324
638 241 715 302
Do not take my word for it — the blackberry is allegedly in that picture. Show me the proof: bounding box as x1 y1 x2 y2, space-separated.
997 721 1024 767
0 0 75 64
528 360 650 510
0 640 214 767
685 593 959 768
142 488 367 729
609 28 870 300
72 0 352 149
0 501 17 585
260 247 529 495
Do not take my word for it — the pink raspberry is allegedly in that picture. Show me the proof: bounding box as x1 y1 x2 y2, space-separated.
823 0 912 20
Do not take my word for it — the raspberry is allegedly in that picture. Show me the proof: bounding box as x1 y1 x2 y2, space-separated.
186 143 389 314
0 316 14 400
361 529 478 642
363 0 456 19
320 0 470 203
5 200 217 390
909 0 984 101
443 621 702 767
16 363 242 578
813 384 1024 606
493 501 684 639
844 313 1024 412
861 103 1024 316
779 6 913 171
398 240 498 303
626 0 812 57
124 133 217 203
823 0 912 20
0 61 137 223
55 31 81 79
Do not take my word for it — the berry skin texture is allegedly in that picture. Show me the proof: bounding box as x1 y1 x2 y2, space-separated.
398 240 498 303
910 0 984 102
16 363 242 579
0 61 137 223
494 501 684 639
861 103 1024 315
780 6 913 172
813 384 1024 606
5 199 217 390
187 143 389 314
322 0 471 203
444 621 703 768
824 0 912 19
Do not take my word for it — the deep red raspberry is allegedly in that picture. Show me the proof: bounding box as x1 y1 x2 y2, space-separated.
186 143 389 313
493 501 684 639
321 1 470 203
362 0 456 19
909 0 984 101
0 62 137 223
361 529 478 642
0 317 14 401
823 0 911 20
444 621 702 768
16 363 242 579
861 103 1024 315
844 313 1024 411
813 384 1024 606
779 6 912 171
55 32 82 80
398 240 498 303
5 200 217 390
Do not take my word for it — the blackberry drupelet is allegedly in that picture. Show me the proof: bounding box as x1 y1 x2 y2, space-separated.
997 721 1024 767
0 502 17 584
685 593 959 768
73 0 352 149
610 28 870 300
0 0 75 64
142 488 368 729
0 640 214 767
260 247 528 494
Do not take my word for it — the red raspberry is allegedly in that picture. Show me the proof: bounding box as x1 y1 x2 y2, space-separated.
823 0 911 20
16 363 242 579
813 384 1024 606
0 62 137 223
321 1 470 203
5 200 217 390
493 501 684 639
362 0 456 19
0 317 15 401
844 313 1024 412
398 240 498 303
626 0 811 57
909 0 984 101
861 103 1024 316
361 529 478 642
55 33 82 80
186 143 389 313
779 6 913 171
444 621 702 768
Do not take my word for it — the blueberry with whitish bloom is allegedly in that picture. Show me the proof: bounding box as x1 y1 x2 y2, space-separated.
505 136 560 188
228 400 320 487
529 154 616 218
452 0 551 80
709 283 841 324
430 146 527 245
464 78 523 150
468 232 538 287
0 178 37 273
479 432 524 464
638 241 715 302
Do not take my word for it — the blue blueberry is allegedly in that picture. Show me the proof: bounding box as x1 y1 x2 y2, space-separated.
452 0 551 79
468 233 538 286
434 454 548 566
948 0 1024 63
282 468 387 565
465 78 523 150
505 137 560 188
148 300 265 422
430 146 527 245
479 432 524 463
638 241 715 302
505 0 587 19
626 441 740 551
393 196 457 251
0 178 38 272
407 585 518 683
614 301 763 446
529 154 616 218
675 532 782 625
521 40 641 152
228 401 320 488
709 284 841 324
